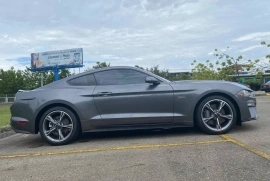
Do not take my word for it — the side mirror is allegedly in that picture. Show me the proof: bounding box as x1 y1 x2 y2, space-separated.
145 76 160 85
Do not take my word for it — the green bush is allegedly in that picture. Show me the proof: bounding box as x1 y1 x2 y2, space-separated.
245 79 262 91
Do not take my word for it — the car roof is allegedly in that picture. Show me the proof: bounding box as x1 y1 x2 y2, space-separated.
36 66 146 89
72 66 140 76
64 66 147 81
39 66 171 90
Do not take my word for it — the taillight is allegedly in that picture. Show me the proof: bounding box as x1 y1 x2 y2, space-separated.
17 121 27 125
268 85 270 88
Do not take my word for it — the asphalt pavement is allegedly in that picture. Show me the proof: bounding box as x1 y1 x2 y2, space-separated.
0 96 269 181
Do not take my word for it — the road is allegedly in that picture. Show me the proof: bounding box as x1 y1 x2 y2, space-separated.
0 96 269 181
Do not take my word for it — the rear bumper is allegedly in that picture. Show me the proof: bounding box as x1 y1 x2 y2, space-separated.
10 117 34 134
10 101 37 134
10 124 32 134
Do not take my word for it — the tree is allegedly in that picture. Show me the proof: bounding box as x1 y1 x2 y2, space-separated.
92 62 110 69
21 67 39 90
59 69 71 79
191 47 260 81
146 65 170 79
213 47 259 77
0 67 26 94
170 73 191 81
44 70 55 85
22 68 55 90
191 60 218 80
0 66 72 94
260 41 270 70
135 65 145 70
136 65 191 81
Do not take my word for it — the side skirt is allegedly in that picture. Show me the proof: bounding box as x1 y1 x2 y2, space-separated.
82 122 193 133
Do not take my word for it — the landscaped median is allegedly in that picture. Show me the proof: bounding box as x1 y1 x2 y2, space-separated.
0 104 12 133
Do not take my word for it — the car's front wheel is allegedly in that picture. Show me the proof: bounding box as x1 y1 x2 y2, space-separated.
196 96 237 134
39 107 80 146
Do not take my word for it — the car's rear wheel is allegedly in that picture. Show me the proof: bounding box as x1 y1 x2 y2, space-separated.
39 107 79 145
196 96 237 134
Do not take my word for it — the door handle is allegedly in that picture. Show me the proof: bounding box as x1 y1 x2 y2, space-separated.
97 92 112 96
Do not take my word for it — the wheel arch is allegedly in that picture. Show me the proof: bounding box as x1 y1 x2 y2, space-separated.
34 102 82 134
193 92 241 127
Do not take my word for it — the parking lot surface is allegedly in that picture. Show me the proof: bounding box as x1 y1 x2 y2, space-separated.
0 96 269 181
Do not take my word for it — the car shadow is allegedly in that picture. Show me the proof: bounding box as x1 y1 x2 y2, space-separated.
16 127 201 148
77 127 202 143
17 124 260 148
230 123 260 133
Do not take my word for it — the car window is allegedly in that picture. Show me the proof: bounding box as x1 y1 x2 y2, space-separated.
266 81 270 85
68 74 96 86
94 69 148 85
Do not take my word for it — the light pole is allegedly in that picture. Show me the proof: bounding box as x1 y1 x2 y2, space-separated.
40 73 44 87
0 79 3 99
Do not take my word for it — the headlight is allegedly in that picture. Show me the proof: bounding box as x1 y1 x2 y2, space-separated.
237 90 254 97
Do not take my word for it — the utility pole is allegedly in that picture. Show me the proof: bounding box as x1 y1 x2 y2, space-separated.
40 73 44 87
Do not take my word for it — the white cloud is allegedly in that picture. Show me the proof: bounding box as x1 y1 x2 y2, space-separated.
233 32 270 42
0 59 25 70
238 45 263 52
0 0 270 72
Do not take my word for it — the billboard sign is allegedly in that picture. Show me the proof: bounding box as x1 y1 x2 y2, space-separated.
31 48 83 69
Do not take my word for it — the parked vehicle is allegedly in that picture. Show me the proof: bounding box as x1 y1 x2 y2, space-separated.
260 81 270 92
10 66 258 145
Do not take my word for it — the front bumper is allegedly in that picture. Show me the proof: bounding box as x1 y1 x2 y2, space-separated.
239 96 259 122
246 107 259 121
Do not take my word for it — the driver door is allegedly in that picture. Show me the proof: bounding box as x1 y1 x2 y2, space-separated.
93 69 174 126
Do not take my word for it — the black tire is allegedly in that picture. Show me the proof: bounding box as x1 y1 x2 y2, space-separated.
39 107 80 146
195 95 237 134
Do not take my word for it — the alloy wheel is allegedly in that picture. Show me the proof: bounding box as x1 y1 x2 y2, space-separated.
201 99 233 132
42 110 74 143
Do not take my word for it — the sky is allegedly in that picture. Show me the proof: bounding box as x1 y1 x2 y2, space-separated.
0 0 270 73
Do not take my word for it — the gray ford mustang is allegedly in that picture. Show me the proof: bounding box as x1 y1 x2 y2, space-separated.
10 66 258 145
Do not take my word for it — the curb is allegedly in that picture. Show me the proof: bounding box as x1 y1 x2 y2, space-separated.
0 126 16 139
0 130 16 139
255 91 269 97
255 94 267 96
0 125 12 133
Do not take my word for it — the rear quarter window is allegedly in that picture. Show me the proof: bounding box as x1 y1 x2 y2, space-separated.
68 74 96 86
94 69 148 85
